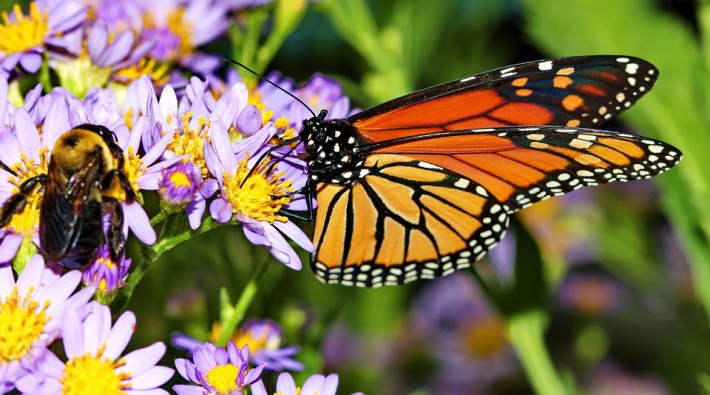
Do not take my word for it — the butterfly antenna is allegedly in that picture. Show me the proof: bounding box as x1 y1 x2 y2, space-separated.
220 58 317 118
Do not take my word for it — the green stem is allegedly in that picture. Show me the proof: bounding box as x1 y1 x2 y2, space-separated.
217 261 270 346
119 216 222 309
507 311 569 395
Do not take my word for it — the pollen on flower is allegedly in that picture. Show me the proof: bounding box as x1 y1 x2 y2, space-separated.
246 99 273 126
461 315 508 358
233 328 271 354
0 286 48 363
0 3 49 55
143 8 194 60
114 146 145 202
115 58 170 85
60 351 126 395
205 364 242 393
123 108 135 130
221 156 293 223
4 150 49 235
167 112 209 179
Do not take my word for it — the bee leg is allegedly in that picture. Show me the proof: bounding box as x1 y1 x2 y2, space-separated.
0 175 47 228
101 170 136 202
104 197 125 263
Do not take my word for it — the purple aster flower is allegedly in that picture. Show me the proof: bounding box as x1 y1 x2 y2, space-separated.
139 0 229 74
0 255 95 393
16 301 174 394
52 17 158 95
556 270 626 315
173 341 266 395
234 320 303 371
86 0 145 33
172 319 304 372
0 1 88 78
251 373 364 395
159 161 202 209
80 244 131 298
408 272 517 391
206 119 314 269
128 75 219 229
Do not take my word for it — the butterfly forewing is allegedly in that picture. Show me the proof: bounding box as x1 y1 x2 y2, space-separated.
350 56 656 142
311 154 510 287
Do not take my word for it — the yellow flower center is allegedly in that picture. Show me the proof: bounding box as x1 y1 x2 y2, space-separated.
4 150 49 235
143 8 193 61
54 54 113 99
116 146 145 203
114 58 170 86
91 256 117 293
0 3 49 55
205 364 241 394
169 171 191 188
461 315 508 358
569 279 614 315
167 112 208 179
221 156 293 223
0 285 49 363
60 348 128 395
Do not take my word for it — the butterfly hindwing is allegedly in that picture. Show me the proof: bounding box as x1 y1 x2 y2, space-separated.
350 56 656 141
311 154 510 287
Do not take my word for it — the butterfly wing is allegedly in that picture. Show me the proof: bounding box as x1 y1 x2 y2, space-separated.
312 154 509 287
350 56 655 141
307 56 680 287
369 126 681 212
310 127 681 286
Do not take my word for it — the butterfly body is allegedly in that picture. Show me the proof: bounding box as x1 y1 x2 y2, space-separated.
298 56 682 287
302 113 368 186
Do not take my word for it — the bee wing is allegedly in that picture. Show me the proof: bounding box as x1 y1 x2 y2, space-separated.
40 154 103 267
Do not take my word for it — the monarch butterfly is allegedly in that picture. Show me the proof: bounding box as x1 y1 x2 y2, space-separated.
295 55 681 287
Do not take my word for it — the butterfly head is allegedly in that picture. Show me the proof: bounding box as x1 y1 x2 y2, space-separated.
301 115 367 185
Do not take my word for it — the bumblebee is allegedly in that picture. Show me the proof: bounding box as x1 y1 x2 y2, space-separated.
0 124 136 269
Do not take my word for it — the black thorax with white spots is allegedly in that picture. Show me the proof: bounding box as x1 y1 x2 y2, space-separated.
301 110 368 186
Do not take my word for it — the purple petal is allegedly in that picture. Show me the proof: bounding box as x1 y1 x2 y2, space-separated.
0 234 22 262
210 198 233 223
19 52 42 73
236 105 262 137
273 220 314 253
323 374 339 395
130 365 174 389
61 309 84 358
124 202 156 245
276 373 297 394
250 380 268 395
172 385 205 395
104 311 136 360
301 374 326 395
186 196 206 230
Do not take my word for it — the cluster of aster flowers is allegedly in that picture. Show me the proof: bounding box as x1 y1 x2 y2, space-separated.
0 8 359 277
0 256 172 394
0 0 368 393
